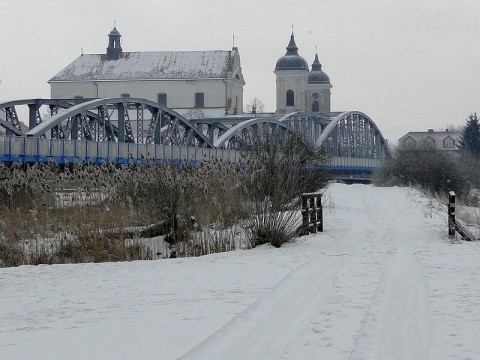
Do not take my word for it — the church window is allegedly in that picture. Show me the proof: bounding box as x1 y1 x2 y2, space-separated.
157 93 167 107
312 100 319 112
286 90 294 106
195 92 205 108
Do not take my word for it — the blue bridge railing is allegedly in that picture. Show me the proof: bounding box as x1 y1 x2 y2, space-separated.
0 136 239 165
0 136 383 173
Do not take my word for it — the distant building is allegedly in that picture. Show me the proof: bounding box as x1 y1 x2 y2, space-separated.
274 33 332 113
398 129 461 151
48 27 246 117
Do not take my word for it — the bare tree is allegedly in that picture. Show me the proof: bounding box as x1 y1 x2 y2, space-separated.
184 108 206 119
244 97 265 115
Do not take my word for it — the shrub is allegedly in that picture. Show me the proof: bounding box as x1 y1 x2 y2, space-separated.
238 128 329 248
373 149 469 198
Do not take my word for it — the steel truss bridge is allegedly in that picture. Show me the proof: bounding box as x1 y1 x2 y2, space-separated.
0 97 389 181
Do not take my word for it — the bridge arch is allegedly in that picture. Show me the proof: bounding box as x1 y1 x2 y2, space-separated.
316 111 389 160
277 111 340 144
213 117 299 149
0 98 85 136
22 98 214 147
1 97 390 177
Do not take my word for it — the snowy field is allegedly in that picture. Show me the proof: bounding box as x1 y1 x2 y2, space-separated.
2 184 480 359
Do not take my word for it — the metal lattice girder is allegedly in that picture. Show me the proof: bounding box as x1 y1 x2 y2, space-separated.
4 98 390 162
81 115 92 140
49 105 62 139
278 111 338 144
213 117 297 150
136 104 144 143
98 106 116 142
4 107 22 135
25 98 213 147
189 119 231 144
316 111 389 159
0 99 94 135
28 102 43 130
123 106 135 143
0 112 23 136
115 102 134 143
145 107 160 144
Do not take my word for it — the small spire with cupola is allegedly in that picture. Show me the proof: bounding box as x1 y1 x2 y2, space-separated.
308 50 331 85
106 23 122 60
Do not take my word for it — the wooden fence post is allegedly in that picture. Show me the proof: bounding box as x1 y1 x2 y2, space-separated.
302 195 309 231
300 192 323 234
448 191 456 237
316 194 323 232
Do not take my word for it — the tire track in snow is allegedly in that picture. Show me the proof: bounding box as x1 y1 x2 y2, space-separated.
348 240 434 360
347 187 435 360
179 185 436 359
377 239 434 359
177 255 342 360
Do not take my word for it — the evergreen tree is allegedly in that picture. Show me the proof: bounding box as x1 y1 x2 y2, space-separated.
459 113 480 156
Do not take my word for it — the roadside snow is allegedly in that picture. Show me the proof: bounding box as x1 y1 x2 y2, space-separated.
1 184 480 359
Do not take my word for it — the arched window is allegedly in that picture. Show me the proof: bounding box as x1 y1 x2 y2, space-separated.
312 100 319 112
286 90 294 107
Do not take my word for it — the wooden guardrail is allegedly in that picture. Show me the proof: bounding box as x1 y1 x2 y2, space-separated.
448 191 477 241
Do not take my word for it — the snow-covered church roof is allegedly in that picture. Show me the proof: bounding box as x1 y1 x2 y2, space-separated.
49 50 235 82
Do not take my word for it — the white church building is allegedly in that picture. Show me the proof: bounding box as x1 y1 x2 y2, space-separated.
49 27 246 117
49 28 331 118
274 33 332 114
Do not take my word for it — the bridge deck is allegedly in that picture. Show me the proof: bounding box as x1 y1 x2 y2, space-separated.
0 136 382 181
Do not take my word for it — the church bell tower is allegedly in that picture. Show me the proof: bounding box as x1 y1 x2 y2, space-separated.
106 27 122 60
274 32 309 114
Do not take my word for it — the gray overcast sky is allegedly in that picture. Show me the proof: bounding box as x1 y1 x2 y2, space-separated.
1 0 479 143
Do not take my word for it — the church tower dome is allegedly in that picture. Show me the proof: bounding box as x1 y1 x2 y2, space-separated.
275 34 309 71
274 32 309 114
306 52 332 112
106 27 122 60
308 53 330 85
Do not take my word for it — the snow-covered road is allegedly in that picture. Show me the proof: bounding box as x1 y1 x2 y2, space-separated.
1 184 480 359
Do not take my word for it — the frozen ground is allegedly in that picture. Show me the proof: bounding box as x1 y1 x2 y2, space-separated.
1 184 480 359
